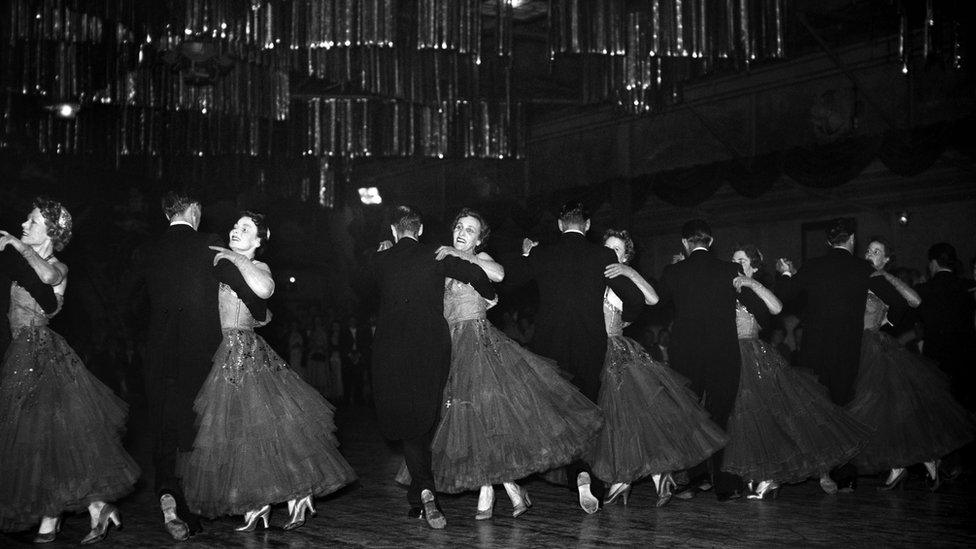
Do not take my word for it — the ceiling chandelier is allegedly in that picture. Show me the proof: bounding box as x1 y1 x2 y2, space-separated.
4 0 961 203
0 0 521 169
548 0 788 114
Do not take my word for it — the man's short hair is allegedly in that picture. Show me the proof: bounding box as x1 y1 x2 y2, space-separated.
681 219 713 249
825 218 855 246
558 201 590 227
162 191 201 220
928 242 958 270
392 205 423 235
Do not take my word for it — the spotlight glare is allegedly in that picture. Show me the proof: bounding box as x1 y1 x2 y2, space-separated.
358 187 382 205
45 102 81 119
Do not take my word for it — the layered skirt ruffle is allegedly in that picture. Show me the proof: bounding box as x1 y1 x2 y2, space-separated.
723 338 870 483
179 330 356 517
0 327 139 531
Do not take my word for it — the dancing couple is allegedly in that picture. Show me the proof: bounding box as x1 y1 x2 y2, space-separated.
129 192 356 540
0 192 357 544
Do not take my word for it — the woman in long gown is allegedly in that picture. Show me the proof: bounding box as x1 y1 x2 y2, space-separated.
429 208 603 520
849 237 976 490
0 198 139 544
593 230 727 507
179 212 356 531
722 244 870 499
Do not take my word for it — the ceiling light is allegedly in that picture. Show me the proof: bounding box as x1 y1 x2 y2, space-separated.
358 187 382 205
44 101 80 119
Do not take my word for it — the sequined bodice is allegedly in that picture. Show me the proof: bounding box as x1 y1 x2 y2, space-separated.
8 283 53 329
603 291 624 337
735 301 760 339
219 283 261 330
864 291 888 331
444 278 486 324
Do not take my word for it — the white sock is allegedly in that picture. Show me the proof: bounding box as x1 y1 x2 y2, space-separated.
886 467 906 484
651 474 662 492
88 501 106 528
477 485 494 510
923 461 938 479
502 482 522 506
160 494 178 523
38 516 59 535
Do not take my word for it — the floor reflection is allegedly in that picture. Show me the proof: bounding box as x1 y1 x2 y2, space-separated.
1 403 974 547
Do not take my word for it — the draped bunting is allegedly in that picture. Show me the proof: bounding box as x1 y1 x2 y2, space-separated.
725 152 781 198
877 123 950 177
644 162 725 208
781 135 882 189
624 119 970 211
493 119 970 228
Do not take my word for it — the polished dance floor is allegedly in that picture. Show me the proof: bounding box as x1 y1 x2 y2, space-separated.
3 402 975 548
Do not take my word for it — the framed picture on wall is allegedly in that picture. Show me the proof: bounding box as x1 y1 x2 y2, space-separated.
801 218 856 261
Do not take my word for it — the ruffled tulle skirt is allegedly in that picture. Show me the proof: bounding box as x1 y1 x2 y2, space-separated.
722 338 870 483
588 335 727 483
430 319 603 493
0 327 140 532
179 330 357 518
848 330 976 472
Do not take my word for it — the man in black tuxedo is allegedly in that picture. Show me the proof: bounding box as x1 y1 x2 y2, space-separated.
506 201 643 514
127 192 265 541
369 205 495 529
657 219 743 501
917 243 976 411
0 248 59 356
776 218 897 492
338 314 371 405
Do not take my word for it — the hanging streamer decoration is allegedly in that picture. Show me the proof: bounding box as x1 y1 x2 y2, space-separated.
896 0 967 76
1 0 524 201
548 0 789 114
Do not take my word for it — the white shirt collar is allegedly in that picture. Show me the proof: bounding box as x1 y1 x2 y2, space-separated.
690 246 709 253
169 220 195 229
563 229 586 236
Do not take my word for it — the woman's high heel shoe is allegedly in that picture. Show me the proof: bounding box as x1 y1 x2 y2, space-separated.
81 504 122 544
235 505 271 532
283 496 316 531
656 474 676 508
32 517 61 544
878 468 908 491
604 483 631 506
512 487 533 518
747 480 780 500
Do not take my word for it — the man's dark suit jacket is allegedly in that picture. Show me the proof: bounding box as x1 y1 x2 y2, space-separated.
127 224 266 449
339 323 372 358
369 237 495 441
658 248 742 426
777 247 898 406
916 270 976 407
506 231 644 403
128 224 224 450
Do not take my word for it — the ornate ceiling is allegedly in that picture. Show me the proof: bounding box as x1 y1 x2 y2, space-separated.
0 0 966 205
